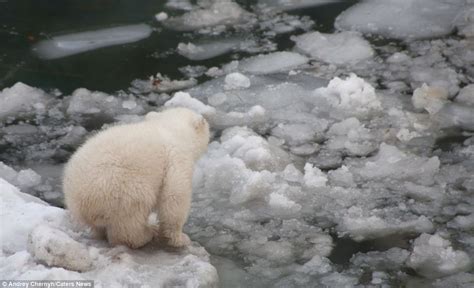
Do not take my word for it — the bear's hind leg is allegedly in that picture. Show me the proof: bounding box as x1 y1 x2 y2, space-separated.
157 159 193 248
106 215 154 249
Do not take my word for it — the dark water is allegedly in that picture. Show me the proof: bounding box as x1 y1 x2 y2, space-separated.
0 0 358 94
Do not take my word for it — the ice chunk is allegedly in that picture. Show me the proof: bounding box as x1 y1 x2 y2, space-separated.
224 72 251 90
163 0 249 31
297 255 333 276
271 121 327 146
67 88 143 118
434 103 474 131
166 0 193 11
351 143 440 185
412 84 448 114
328 166 355 188
335 0 465 40
454 3 474 37
410 66 460 97
320 272 359 287
0 162 42 191
403 182 445 202
28 225 93 272
313 73 381 119
155 12 168 21
16 169 42 189
33 24 152 59
219 127 293 172
338 206 434 241
303 163 328 188
447 214 474 230
0 82 48 121
268 193 302 216
291 31 373 65
164 91 216 116
259 0 343 11
239 52 308 75
350 248 410 270
407 233 471 278
177 38 249 61
326 117 379 156
131 73 197 94
455 84 474 106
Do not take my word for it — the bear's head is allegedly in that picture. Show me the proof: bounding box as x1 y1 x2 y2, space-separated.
146 108 210 158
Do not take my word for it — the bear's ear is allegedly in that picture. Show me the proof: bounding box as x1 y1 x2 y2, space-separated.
145 111 161 121
193 115 207 130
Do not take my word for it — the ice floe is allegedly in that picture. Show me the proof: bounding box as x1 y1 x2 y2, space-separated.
163 0 250 31
33 24 152 60
335 0 466 40
291 31 374 65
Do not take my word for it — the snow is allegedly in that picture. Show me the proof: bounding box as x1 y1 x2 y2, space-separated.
407 233 471 278
33 24 152 60
0 178 219 286
239 52 309 75
28 225 94 272
335 0 466 40
291 31 374 65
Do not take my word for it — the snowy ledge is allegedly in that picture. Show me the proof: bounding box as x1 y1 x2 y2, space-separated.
0 178 218 287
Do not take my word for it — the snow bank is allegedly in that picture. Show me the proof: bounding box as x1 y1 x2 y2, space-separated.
291 31 373 65
335 0 465 40
0 178 219 287
33 24 152 59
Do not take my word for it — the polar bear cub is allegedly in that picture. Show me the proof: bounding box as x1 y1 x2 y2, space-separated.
63 107 210 249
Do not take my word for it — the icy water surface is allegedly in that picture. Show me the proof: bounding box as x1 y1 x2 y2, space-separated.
1 0 473 287
0 0 356 93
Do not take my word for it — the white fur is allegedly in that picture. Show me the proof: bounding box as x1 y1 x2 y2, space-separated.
63 108 210 249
